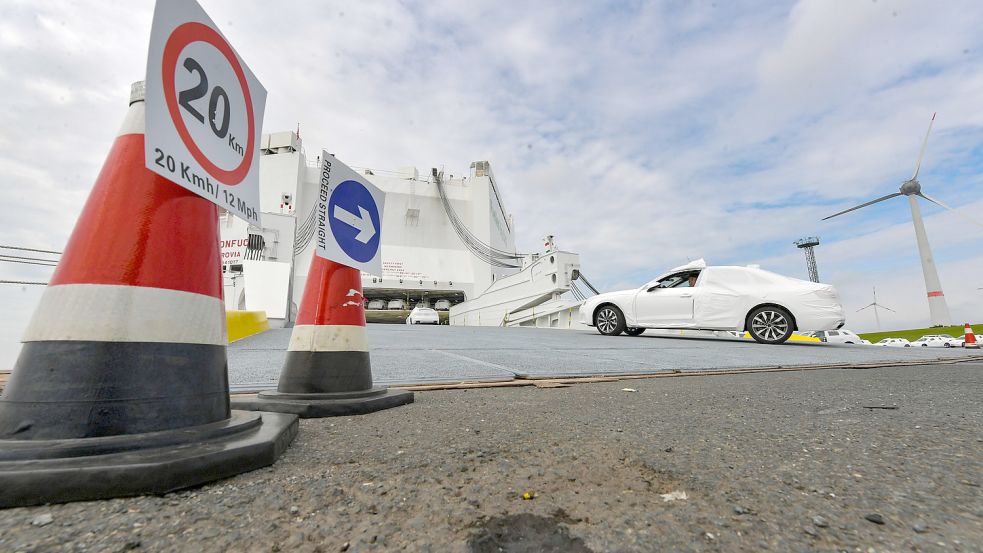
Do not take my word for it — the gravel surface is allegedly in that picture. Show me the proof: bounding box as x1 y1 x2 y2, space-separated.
1 362 981 552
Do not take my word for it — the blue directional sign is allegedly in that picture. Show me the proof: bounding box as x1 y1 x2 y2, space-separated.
328 180 381 263
314 152 386 275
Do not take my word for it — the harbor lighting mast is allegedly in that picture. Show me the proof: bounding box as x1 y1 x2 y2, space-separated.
794 236 821 283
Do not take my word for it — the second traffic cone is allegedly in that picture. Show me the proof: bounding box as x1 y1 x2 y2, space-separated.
0 82 297 508
232 254 413 416
964 324 979 349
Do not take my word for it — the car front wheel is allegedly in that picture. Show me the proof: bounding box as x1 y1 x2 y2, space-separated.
625 327 645 336
594 305 626 336
747 306 794 344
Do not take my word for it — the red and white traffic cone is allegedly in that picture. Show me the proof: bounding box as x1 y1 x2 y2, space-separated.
0 82 296 508
964 324 979 349
232 254 413 416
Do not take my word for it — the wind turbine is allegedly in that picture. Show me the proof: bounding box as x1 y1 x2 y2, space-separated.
857 287 895 331
823 113 967 327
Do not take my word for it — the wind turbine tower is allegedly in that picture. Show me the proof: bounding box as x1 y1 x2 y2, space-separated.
794 237 821 283
857 287 895 331
823 113 954 326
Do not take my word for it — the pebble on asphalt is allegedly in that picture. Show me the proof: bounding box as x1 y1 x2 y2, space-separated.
864 513 886 525
660 491 688 502
30 514 53 527
812 515 829 528
912 522 928 533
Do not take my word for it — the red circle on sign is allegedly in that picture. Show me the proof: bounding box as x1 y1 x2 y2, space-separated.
161 22 254 186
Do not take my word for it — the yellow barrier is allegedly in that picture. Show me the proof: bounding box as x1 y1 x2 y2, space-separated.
227 310 270 343
741 332 821 343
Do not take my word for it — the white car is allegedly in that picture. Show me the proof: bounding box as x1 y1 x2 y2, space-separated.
579 259 845 344
875 338 911 347
406 305 440 325
814 329 864 344
911 335 959 348
366 299 386 310
387 299 407 310
433 299 452 311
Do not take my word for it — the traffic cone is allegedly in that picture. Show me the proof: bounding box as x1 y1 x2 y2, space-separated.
964 324 979 349
0 82 297 508
232 254 413 416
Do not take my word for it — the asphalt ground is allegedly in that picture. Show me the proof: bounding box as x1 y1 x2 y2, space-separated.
227 325 981 391
1 361 980 552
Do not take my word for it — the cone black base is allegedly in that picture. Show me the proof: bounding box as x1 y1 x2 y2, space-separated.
0 411 298 508
231 388 414 418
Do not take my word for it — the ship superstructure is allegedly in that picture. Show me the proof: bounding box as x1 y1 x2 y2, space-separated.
221 130 592 328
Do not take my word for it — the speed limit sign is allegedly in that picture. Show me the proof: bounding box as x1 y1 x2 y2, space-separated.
144 0 266 224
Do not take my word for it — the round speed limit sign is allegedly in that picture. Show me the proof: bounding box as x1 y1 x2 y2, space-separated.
144 0 266 223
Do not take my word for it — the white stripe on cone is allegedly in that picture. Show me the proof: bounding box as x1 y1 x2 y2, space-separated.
23 284 227 345
288 325 369 352
118 99 145 136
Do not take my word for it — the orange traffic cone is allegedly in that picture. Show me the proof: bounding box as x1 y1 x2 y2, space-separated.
232 254 413 416
964 324 979 349
0 82 297 508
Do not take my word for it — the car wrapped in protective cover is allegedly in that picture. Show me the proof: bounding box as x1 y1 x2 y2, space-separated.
579 259 845 344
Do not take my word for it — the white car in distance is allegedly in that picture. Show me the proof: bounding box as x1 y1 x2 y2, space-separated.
433 299 452 311
406 305 440 325
813 329 864 344
875 338 911 347
911 335 959 348
579 259 845 344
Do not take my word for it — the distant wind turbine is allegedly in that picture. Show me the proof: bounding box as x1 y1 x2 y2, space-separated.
823 113 976 327
857 287 895 331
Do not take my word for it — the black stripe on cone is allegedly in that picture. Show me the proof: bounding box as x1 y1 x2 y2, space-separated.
276 350 373 394
0 341 229 439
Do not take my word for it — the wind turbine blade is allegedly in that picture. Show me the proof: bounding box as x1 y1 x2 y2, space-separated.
857 303 875 312
822 193 902 220
911 112 936 181
880 305 896 313
918 192 983 229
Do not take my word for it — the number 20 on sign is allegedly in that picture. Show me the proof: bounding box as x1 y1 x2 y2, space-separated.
144 0 267 224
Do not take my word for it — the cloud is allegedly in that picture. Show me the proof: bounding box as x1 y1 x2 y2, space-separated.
2 0 983 366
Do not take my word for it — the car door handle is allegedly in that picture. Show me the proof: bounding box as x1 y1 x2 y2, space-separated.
680 293 693 298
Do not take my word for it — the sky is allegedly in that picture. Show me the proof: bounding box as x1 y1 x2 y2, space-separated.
2 0 983 366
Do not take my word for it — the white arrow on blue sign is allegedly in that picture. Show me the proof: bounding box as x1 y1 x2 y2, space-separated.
314 151 386 275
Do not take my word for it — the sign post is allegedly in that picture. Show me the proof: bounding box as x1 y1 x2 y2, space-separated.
144 0 266 224
314 151 386 276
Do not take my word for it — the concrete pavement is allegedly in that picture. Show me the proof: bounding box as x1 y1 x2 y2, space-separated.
228 325 981 391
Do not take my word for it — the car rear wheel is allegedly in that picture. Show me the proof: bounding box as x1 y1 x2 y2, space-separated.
625 327 645 336
747 306 794 344
594 305 626 336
